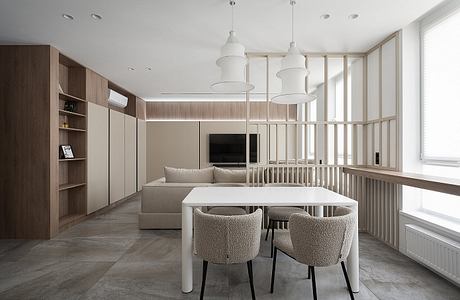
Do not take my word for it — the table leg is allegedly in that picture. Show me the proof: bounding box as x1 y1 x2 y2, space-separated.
315 205 324 217
182 205 193 293
347 204 360 293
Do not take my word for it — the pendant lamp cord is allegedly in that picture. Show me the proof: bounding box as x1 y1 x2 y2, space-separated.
291 0 295 43
230 0 235 31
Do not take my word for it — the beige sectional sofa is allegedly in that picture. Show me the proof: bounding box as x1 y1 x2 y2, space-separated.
139 166 250 229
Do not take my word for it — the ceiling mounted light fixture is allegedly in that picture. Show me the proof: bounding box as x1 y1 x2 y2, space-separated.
62 14 74 20
348 14 359 20
211 0 254 93
320 14 331 20
272 0 316 104
90 13 102 20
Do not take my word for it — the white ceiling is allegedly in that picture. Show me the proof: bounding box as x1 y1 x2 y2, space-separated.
0 0 443 100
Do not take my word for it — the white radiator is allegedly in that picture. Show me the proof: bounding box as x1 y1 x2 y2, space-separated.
405 224 460 285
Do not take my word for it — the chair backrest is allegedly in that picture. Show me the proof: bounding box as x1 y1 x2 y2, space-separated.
194 208 262 264
289 206 356 267
264 183 304 187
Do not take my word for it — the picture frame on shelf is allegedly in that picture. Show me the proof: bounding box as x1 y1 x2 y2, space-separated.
59 145 75 159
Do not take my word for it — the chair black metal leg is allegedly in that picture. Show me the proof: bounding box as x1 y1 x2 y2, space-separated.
270 247 278 293
200 260 208 300
341 261 355 300
310 266 317 300
265 219 271 241
307 265 311 279
270 222 275 257
247 260 256 300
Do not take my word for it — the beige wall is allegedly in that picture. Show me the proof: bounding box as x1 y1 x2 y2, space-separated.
146 121 200 181
146 121 298 182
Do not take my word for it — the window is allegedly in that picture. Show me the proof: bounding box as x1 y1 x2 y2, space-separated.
420 7 460 221
421 8 460 164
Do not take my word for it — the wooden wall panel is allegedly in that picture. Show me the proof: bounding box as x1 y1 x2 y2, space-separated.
0 45 57 239
146 102 297 121
124 115 137 197
109 110 125 204
136 97 146 120
87 102 109 214
86 69 108 107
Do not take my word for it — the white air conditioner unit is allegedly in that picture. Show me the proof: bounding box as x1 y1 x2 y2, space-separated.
108 89 128 108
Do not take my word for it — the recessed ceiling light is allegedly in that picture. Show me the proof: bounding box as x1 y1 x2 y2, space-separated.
91 13 102 20
62 14 74 20
146 67 152 71
128 67 135 71
348 14 359 20
320 14 330 20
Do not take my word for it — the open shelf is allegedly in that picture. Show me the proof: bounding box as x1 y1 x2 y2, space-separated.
59 182 86 191
59 92 87 103
59 109 86 118
59 158 86 162
59 213 86 228
59 127 86 132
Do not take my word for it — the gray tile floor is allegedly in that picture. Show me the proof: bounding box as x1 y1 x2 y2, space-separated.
0 194 459 299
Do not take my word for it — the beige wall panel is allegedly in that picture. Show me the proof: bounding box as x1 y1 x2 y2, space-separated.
124 115 137 197
137 119 147 191
110 110 125 203
382 38 397 118
87 103 109 214
146 122 200 181
367 48 380 120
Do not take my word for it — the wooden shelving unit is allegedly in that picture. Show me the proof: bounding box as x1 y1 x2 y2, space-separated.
58 53 88 230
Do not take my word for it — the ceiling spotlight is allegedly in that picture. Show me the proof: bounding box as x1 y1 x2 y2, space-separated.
128 67 135 71
320 14 330 20
146 67 152 71
348 14 359 20
91 13 102 20
62 14 74 20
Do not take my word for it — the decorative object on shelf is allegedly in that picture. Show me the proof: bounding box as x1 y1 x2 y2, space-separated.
64 101 77 112
272 0 317 104
59 145 75 159
62 122 69 128
58 83 64 93
211 0 254 93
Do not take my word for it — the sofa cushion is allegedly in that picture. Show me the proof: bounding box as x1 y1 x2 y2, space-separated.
214 167 246 183
164 166 214 183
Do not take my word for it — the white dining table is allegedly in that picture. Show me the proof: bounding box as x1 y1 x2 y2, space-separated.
181 186 359 294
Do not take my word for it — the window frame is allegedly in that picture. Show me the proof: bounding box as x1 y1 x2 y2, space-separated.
420 4 460 167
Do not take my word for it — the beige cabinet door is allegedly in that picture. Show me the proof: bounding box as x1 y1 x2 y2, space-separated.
137 119 147 191
109 109 125 204
124 115 137 197
87 103 109 213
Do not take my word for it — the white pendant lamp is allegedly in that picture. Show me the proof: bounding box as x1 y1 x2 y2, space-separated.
211 0 254 93
272 0 316 104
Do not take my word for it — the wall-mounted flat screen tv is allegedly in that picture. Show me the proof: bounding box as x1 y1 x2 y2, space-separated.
209 134 257 163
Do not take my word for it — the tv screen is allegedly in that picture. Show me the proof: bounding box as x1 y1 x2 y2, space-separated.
209 134 257 163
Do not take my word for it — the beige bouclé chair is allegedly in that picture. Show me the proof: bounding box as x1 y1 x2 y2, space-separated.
264 183 308 257
194 208 262 300
270 206 357 300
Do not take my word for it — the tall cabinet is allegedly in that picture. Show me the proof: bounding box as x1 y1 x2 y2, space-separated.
0 45 147 239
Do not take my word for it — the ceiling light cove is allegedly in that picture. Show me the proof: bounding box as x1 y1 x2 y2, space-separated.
62 14 74 20
90 13 102 20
